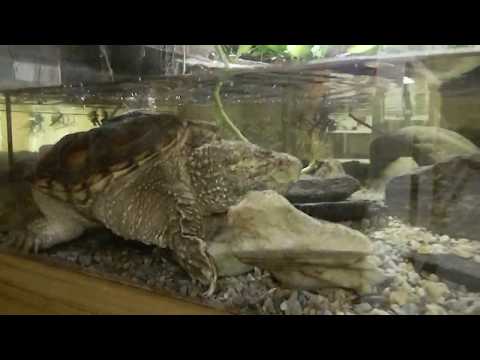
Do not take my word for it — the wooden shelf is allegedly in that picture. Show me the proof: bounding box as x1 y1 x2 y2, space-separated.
0 252 227 315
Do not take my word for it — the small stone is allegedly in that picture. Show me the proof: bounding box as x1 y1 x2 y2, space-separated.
474 255 480 263
389 288 410 306
439 235 450 243
78 254 92 267
451 246 474 259
308 295 327 310
428 274 439 282
444 299 467 313
431 244 446 253
232 296 248 307
422 281 450 303
390 304 401 313
425 303 447 315
465 302 480 315
360 295 387 306
262 298 276 314
368 309 391 315
143 257 153 266
361 218 371 229
93 252 102 263
353 303 372 314
399 303 419 315
179 285 188 297
417 245 432 254
253 267 262 278
407 271 420 285
285 291 303 315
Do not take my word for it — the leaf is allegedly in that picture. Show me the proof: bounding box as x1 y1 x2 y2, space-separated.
287 45 313 59
266 45 287 53
347 45 379 55
237 45 253 56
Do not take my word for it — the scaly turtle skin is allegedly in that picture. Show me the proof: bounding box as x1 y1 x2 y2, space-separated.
6 111 302 295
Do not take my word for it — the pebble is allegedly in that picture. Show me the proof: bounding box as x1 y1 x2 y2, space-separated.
407 271 421 285
389 288 410 306
431 244 446 253
439 235 450 243
263 298 276 314
368 309 391 315
425 304 447 315
465 302 480 315
360 295 387 307
399 303 419 315
30 209 480 315
179 285 188 297
361 218 371 229
78 254 92 267
353 303 372 314
451 246 474 259
444 299 470 313
304 295 322 309
414 287 425 299
422 281 450 303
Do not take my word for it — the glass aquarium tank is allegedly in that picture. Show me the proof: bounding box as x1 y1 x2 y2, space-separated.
1 45 480 315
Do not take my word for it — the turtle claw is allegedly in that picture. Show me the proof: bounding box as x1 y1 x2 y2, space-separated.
202 280 216 297
3 229 41 254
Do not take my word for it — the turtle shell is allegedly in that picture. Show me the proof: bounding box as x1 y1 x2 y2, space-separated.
33 112 188 194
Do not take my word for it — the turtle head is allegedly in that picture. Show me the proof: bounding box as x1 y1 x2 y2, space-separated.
221 141 302 196
189 140 302 210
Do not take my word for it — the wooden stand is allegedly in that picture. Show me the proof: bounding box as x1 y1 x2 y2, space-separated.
0 251 227 315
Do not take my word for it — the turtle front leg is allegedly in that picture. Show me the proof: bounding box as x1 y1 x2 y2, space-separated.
167 190 218 296
4 217 87 254
170 232 218 296
2 189 94 254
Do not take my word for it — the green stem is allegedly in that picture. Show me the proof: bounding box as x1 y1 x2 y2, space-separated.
213 81 250 143
214 45 230 69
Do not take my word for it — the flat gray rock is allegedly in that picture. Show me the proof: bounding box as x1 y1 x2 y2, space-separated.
294 201 369 222
286 175 360 203
409 252 480 291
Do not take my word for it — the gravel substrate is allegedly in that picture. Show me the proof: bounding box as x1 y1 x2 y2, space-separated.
2 195 480 315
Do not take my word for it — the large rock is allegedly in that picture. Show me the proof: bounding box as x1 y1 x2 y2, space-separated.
370 126 479 178
285 175 360 203
386 153 480 240
208 190 384 293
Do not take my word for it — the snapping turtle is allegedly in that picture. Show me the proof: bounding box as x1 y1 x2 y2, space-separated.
6 111 302 295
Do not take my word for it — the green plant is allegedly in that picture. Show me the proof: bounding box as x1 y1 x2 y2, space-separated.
234 44 380 62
